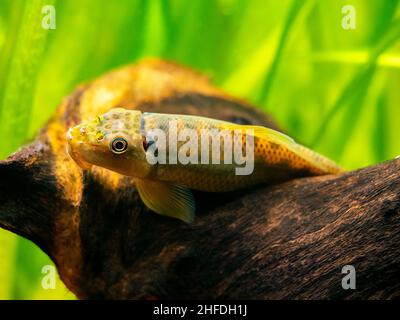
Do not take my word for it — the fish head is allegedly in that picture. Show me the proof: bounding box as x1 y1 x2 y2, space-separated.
67 108 150 177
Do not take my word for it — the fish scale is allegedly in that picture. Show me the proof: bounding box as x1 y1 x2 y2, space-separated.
141 112 341 191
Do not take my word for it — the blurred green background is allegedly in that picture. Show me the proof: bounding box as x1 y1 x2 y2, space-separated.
0 0 399 299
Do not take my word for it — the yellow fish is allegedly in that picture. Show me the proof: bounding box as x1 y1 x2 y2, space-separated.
67 108 343 223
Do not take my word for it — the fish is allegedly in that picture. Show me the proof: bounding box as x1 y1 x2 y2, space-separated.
67 108 343 223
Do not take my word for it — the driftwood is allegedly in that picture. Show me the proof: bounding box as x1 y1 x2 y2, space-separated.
0 59 399 299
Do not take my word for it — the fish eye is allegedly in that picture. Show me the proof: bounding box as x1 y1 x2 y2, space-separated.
110 137 128 154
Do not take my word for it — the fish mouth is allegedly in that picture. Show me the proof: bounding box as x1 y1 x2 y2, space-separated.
66 142 93 170
67 126 84 141
67 128 74 141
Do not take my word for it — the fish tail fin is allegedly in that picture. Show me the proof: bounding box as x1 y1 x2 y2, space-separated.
293 143 344 174
221 123 344 175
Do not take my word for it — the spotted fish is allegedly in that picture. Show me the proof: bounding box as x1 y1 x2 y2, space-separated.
67 108 343 223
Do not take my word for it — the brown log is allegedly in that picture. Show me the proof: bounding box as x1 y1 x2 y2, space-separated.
0 59 399 299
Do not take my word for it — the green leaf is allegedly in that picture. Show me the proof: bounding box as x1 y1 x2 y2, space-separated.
0 231 18 299
310 17 400 153
0 0 56 159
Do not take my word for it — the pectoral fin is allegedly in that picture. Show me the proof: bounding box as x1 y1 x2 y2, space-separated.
135 179 195 223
